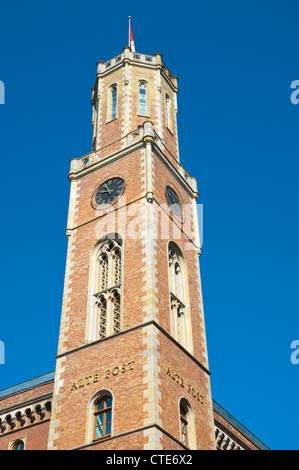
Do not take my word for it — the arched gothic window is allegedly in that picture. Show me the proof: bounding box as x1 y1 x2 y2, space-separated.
90 238 122 341
139 82 147 116
180 401 189 447
168 243 193 352
110 85 117 120
179 398 196 449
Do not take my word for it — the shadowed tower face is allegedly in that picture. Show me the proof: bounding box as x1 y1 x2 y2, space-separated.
48 46 216 450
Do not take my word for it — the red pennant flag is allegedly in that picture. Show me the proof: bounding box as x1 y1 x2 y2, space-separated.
129 17 135 52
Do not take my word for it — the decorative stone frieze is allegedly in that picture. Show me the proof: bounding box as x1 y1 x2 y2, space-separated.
215 425 246 450
0 398 52 434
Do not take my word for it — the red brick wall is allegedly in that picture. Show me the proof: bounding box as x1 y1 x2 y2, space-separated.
51 329 148 449
0 382 53 410
158 332 214 450
0 421 50 450
81 430 146 450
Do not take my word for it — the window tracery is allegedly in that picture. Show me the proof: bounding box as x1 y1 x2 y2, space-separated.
93 239 122 340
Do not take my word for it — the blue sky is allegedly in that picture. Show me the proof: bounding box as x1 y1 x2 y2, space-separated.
0 0 298 450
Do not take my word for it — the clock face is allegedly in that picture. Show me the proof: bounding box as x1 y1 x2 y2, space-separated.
93 177 125 207
165 185 182 218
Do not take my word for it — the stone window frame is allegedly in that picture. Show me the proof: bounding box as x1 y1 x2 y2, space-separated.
86 234 123 343
107 83 118 122
178 398 196 449
138 80 150 117
165 91 173 133
180 401 189 446
86 390 114 444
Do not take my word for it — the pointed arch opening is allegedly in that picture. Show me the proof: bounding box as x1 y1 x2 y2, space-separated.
165 92 173 132
107 84 118 122
138 81 148 116
168 242 193 353
86 235 123 342
179 398 196 449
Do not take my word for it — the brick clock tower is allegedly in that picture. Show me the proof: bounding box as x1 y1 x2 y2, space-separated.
48 46 216 451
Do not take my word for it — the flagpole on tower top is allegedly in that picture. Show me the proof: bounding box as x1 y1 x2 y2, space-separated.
128 16 135 52
128 16 131 49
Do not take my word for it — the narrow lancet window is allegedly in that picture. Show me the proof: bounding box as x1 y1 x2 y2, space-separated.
139 82 147 116
168 243 192 352
165 93 171 128
180 401 189 447
179 398 196 448
111 85 117 120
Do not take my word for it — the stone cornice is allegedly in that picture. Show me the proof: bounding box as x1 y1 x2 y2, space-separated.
68 139 145 182
71 423 188 451
68 123 199 201
55 320 211 377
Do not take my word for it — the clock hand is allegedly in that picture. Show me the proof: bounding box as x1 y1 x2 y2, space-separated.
104 183 113 194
